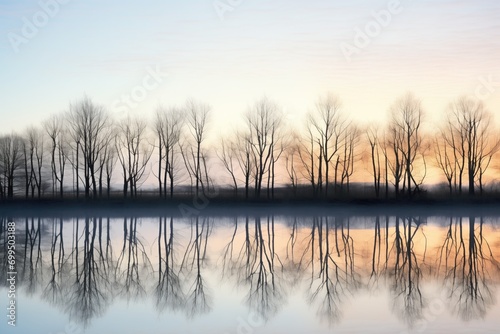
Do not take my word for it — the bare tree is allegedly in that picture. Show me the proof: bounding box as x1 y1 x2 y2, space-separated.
234 131 254 199
24 127 45 198
339 123 360 193
0 134 24 199
246 97 282 199
67 96 111 199
115 116 153 198
104 144 117 198
384 124 404 198
307 93 347 198
387 93 424 198
217 138 238 196
366 125 383 198
298 127 319 197
44 114 68 198
447 97 500 195
440 101 468 194
434 130 455 196
96 125 116 197
284 134 301 196
268 130 287 199
154 106 183 198
182 99 211 197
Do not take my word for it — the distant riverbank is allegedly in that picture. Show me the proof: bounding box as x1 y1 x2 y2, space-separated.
1 197 500 218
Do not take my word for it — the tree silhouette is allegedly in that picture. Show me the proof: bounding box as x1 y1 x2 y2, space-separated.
23 127 45 198
154 106 183 199
182 99 211 197
246 97 283 199
306 94 347 198
44 114 68 198
387 93 425 198
446 97 500 195
115 116 153 197
0 134 24 199
67 96 111 199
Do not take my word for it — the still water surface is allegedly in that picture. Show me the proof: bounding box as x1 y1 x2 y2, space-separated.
1 212 499 333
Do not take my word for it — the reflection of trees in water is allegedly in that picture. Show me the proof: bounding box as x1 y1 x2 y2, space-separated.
180 216 212 317
0 218 42 292
22 217 45 296
369 215 390 286
389 216 425 328
15 216 153 327
96 217 114 287
243 216 285 321
285 217 303 286
438 216 498 321
2 213 500 329
301 216 360 325
368 215 427 328
116 217 151 300
10 216 118 328
4 215 214 324
0 218 24 286
155 215 184 313
221 215 289 322
220 217 239 278
42 217 69 307
67 217 111 327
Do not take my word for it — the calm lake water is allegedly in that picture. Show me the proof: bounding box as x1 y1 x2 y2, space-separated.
1 210 500 333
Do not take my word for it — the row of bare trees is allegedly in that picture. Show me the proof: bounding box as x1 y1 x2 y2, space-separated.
366 93 426 199
361 94 499 199
434 97 500 195
0 93 499 200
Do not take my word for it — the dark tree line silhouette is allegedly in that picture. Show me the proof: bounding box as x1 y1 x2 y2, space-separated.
0 93 499 200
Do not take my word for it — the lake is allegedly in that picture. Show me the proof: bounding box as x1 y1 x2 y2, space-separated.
1 208 500 333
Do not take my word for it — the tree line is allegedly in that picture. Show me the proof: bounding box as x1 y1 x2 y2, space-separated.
0 93 499 200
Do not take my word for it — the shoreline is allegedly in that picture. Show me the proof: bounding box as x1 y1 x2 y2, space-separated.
1 197 500 217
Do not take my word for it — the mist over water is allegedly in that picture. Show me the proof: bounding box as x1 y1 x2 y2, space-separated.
1 211 499 334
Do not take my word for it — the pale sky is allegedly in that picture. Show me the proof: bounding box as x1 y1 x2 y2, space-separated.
1 0 500 138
